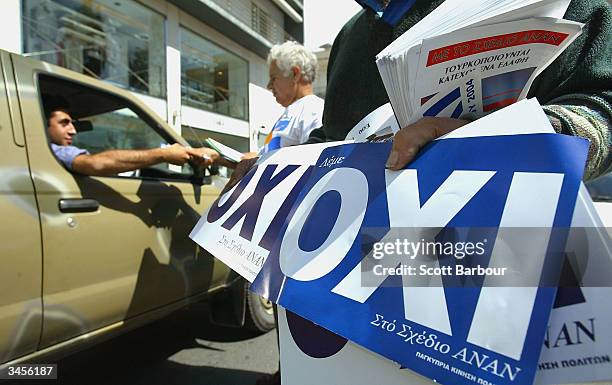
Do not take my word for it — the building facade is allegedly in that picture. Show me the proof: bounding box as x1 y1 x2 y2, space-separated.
312 43 331 99
0 0 303 152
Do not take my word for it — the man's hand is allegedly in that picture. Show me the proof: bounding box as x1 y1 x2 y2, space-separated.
187 147 220 168
163 143 194 166
385 117 469 170
162 144 220 168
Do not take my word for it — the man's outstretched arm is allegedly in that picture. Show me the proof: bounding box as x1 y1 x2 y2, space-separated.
72 144 218 176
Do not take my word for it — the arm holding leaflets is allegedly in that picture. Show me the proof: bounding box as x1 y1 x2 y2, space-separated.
307 0 611 180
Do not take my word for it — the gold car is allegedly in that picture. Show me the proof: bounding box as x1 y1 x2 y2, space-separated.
0 49 274 367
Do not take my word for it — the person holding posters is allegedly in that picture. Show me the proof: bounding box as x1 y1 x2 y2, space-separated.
306 0 610 179
226 0 609 196
210 3 609 385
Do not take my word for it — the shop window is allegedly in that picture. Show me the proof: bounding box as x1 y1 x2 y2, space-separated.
23 0 166 98
180 28 248 120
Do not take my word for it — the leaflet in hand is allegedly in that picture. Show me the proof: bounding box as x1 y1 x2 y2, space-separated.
204 138 243 163
376 0 582 127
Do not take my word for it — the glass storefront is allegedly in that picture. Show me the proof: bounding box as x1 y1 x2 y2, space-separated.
23 0 166 98
181 28 248 120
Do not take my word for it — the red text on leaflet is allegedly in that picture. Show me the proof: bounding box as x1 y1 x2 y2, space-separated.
426 30 568 66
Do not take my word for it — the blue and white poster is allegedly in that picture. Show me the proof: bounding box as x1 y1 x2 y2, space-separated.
536 185 612 385
190 100 595 385
248 133 588 385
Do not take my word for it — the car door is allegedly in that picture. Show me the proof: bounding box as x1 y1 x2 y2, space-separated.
12 54 229 349
0 51 43 364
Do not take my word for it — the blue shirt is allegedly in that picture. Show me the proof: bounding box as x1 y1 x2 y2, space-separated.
51 143 89 170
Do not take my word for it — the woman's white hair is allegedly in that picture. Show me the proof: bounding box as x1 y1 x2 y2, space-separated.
267 41 318 83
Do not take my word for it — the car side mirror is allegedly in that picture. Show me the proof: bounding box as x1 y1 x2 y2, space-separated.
189 171 212 205
208 164 220 176
189 175 212 186
189 164 212 186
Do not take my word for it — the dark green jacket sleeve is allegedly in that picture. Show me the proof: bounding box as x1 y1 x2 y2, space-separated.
529 0 612 179
528 0 612 103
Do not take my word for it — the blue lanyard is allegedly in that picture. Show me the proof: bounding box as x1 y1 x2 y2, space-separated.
355 0 417 26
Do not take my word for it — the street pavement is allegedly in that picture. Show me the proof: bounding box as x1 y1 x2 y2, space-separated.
12 302 279 385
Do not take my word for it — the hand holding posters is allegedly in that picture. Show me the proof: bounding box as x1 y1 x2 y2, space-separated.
272 100 612 385
190 100 592 385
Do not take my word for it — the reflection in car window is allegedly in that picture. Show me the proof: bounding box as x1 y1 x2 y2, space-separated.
75 108 166 154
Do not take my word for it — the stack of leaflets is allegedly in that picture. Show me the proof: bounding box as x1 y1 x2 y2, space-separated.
204 138 243 164
376 0 583 127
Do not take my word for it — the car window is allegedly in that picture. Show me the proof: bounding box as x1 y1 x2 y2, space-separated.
39 74 195 181
72 107 184 178
585 172 612 202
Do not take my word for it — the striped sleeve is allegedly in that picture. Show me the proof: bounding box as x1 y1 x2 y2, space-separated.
542 93 612 181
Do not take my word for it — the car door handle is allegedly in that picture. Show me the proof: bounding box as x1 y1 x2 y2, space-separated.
58 199 100 213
